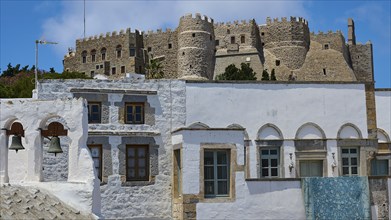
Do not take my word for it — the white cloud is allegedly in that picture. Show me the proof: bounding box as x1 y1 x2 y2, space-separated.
42 0 307 56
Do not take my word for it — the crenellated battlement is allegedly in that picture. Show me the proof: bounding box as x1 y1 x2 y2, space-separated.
214 19 254 27
180 13 214 24
75 28 140 43
143 27 174 36
266 16 308 26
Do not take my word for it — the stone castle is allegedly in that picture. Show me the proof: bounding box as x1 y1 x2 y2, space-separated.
63 13 373 82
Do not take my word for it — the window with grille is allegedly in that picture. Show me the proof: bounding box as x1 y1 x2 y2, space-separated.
87 102 101 123
125 103 144 124
126 145 149 181
88 145 102 181
341 147 359 176
260 148 279 177
204 150 230 197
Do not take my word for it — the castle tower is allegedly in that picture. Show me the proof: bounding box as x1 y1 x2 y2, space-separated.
348 18 356 45
177 13 215 79
262 17 310 70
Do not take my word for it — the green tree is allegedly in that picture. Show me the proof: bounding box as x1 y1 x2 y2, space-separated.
261 69 269 81
270 69 277 81
217 63 257 80
146 59 164 79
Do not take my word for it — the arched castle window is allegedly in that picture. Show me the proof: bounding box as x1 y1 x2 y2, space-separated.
81 50 87 63
116 45 122 58
91 49 96 62
101 48 107 61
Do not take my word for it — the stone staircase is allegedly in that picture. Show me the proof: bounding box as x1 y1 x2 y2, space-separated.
0 184 94 219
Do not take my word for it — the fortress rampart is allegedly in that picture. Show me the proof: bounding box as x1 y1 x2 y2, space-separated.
63 14 373 83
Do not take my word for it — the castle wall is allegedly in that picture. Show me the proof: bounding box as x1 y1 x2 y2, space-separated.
214 20 264 79
177 14 215 79
295 40 356 81
260 17 310 70
63 29 143 78
349 43 374 82
144 30 179 78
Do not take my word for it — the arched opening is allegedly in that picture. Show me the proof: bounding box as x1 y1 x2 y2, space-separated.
101 47 107 61
91 49 96 62
81 50 87 63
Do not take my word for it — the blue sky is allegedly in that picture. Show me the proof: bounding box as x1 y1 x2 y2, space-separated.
1 0 390 88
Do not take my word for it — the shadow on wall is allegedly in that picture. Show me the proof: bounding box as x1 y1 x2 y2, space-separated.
246 180 301 195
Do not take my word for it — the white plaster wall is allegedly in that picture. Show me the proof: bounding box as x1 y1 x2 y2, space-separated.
375 91 391 138
197 172 306 219
186 83 368 178
186 83 368 139
0 98 99 216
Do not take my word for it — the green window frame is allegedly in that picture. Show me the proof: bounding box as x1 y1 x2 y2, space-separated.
204 150 230 198
341 147 359 176
125 103 144 124
87 102 101 124
260 148 279 177
126 145 149 181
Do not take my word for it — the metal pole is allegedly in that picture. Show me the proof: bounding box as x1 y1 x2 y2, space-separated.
35 40 38 90
84 0 86 38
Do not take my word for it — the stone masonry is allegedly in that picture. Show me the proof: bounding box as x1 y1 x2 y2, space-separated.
63 13 374 83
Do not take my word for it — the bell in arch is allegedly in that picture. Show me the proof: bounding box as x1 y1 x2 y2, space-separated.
9 135 25 153
48 136 63 157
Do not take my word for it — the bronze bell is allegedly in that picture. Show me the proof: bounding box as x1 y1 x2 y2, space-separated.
9 135 25 153
47 136 63 157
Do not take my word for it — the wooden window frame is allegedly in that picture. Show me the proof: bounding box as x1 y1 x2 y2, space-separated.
341 147 359 176
260 148 279 178
87 102 101 124
204 150 230 198
125 102 145 124
126 145 149 181
88 144 103 181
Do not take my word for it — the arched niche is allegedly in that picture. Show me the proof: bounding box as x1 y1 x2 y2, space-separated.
227 123 249 140
377 128 390 143
257 123 283 140
187 122 210 129
295 122 326 139
337 123 362 139
39 117 70 182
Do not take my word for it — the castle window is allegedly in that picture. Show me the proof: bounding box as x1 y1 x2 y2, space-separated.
215 40 219 46
91 49 96 62
262 42 265 46
147 47 152 52
261 32 265 36
323 68 327 75
204 150 230 197
90 71 95 77
126 145 149 181
116 45 122 58
241 35 245 44
101 48 107 61
231 36 235 44
100 64 103 68
341 147 359 176
190 65 192 69
125 102 144 124
82 50 87 63
210 35 212 41
112 67 116 75
88 145 102 181
182 52 185 56
192 33 195 37
121 66 125 74
168 43 172 49
96 65 99 70
276 60 280 66
324 44 329 50
227 29 230 34
65 68 70 72
87 102 101 123
130 48 135 57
